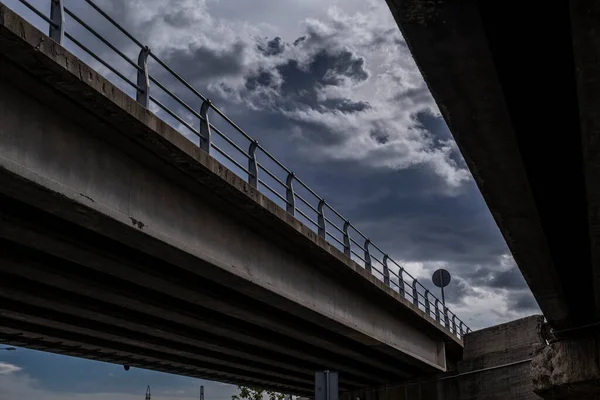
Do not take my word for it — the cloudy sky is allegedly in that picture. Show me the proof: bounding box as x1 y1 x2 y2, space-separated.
1 0 540 398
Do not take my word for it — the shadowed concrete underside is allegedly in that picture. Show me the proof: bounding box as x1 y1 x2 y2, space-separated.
385 0 600 337
384 0 600 397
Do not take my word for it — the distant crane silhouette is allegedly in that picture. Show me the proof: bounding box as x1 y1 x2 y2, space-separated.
145 385 151 400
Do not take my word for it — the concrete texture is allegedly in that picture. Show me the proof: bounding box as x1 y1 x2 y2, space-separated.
384 0 600 334
0 2 462 394
341 315 545 400
532 334 600 399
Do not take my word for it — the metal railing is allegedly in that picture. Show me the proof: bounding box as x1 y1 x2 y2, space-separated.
13 0 471 338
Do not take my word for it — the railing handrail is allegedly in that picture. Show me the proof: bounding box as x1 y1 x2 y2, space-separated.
13 0 471 338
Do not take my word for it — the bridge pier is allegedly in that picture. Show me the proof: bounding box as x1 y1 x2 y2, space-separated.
532 333 600 399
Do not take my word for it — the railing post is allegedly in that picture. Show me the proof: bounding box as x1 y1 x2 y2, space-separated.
342 221 351 257
412 279 419 306
435 299 441 323
49 0 65 44
136 46 150 108
424 290 431 316
248 140 258 188
382 254 390 287
199 99 212 153
317 200 326 239
452 315 457 334
459 322 465 337
285 172 296 216
398 268 405 297
364 238 372 273
444 306 450 328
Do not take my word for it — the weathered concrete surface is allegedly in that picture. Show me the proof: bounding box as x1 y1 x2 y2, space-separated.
532 334 600 399
0 2 462 393
384 0 600 333
454 315 544 400
341 315 545 400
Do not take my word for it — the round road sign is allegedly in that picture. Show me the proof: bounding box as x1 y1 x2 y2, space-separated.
432 269 451 288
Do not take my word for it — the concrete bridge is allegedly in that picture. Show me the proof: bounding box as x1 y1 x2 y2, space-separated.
0 2 465 396
382 0 600 398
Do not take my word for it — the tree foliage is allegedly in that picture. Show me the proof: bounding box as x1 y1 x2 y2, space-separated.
232 386 287 400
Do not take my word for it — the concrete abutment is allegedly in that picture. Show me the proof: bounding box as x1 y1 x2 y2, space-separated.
341 315 546 399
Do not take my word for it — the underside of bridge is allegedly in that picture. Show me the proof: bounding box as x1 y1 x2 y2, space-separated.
387 0 600 336
0 3 463 396
385 0 600 397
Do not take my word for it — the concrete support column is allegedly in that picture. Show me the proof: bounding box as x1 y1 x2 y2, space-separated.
532 333 600 399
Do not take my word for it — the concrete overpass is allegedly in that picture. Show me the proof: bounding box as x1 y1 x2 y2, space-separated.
0 3 464 396
385 0 600 397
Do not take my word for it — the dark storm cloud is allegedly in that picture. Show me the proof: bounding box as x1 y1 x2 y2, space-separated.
245 70 276 91
274 48 369 91
238 42 372 119
369 128 390 144
161 41 248 81
509 291 539 312
257 37 286 56
479 266 529 290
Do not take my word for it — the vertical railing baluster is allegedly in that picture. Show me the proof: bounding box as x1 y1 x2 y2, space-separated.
248 140 258 188
435 299 441 323
136 46 150 107
424 290 431 316
317 200 326 239
382 255 390 287
444 306 450 328
364 238 372 273
452 315 458 334
460 322 465 337
49 0 65 44
412 279 419 306
398 267 405 297
199 99 212 153
342 221 351 257
285 172 296 216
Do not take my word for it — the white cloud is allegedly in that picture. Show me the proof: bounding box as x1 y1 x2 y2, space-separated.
0 362 21 375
